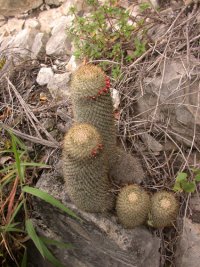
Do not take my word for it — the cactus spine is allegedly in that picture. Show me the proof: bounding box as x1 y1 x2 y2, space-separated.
62 123 114 212
149 191 179 228
116 184 150 228
70 64 117 167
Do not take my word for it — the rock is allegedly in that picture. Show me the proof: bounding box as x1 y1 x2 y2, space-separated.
36 67 54 86
111 89 120 110
65 55 80 72
141 133 163 152
136 57 200 147
0 18 24 36
0 0 43 16
59 0 92 15
189 194 200 224
45 0 65 5
46 16 73 56
175 218 200 267
33 172 161 267
31 32 49 59
24 18 40 30
38 8 63 33
9 29 38 59
47 72 70 99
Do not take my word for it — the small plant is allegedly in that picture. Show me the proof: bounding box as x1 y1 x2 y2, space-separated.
68 0 148 78
0 131 78 267
173 169 200 193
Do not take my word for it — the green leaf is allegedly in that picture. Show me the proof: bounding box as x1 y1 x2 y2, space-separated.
195 173 200 182
173 182 182 192
40 237 74 249
181 181 196 193
38 238 65 267
176 172 188 182
4 200 24 231
22 186 80 221
21 249 27 267
26 219 45 258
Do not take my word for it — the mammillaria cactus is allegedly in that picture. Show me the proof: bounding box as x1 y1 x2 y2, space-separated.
70 64 117 167
149 191 179 228
116 184 150 228
62 123 114 212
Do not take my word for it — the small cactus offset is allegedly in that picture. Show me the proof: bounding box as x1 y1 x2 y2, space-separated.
62 123 114 212
149 191 179 228
70 64 117 167
116 184 150 228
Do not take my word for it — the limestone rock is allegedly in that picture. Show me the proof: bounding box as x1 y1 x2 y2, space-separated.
38 8 63 33
31 32 49 59
0 0 43 16
9 29 38 59
46 16 73 56
0 18 24 36
47 72 71 99
175 218 200 267
24 18 40 30
136 57 200 147
33 172 161 267
36 67 54 86
45 0 65 5
65 55 80 72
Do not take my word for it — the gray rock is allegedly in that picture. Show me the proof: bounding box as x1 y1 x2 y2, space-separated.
24 18 41 30
31 32 49 59
46 16 72 56
38 8 63 33
175 218 200 267
0 18 24 36
47 72 71 99
9 29 38 59
36 67 54 86
33 172 161 267
140 133 163 153
136 57 200 147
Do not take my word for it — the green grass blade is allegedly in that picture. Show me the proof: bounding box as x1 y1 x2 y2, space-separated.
20 162 49 168
25 219 45 258
38 238 65 267
21 249 27 267
5 200 24 228
40 236 74 249
22 186 80 221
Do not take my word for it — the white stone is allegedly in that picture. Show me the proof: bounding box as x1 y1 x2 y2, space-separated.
36 67 54 86
31 32 49 59
38 8 63 33
24 18 40 30
0 18 24 36
46 16 73 56
9 29 38 58
47 72 71 99
59 0 90 15
65 55 80 72
111 89 120 110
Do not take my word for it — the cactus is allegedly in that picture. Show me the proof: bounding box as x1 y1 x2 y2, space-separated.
149 191 179 228
62 123 114 212
70 64 117 167
116 184 150 228
110 148 145 185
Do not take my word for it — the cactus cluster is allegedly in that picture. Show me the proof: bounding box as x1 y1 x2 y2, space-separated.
62 63 179 227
